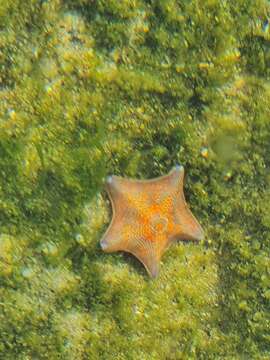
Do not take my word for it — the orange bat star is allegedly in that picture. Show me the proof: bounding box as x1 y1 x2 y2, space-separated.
100 165 204 278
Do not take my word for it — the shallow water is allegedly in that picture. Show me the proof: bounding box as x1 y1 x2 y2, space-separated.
0 1 270 359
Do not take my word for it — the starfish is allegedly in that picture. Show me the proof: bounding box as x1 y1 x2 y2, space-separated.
100 165 204 278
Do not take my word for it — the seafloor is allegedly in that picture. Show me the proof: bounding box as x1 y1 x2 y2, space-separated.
0 1 269 359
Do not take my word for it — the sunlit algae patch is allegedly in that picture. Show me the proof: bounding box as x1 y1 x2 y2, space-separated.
0 1 270 359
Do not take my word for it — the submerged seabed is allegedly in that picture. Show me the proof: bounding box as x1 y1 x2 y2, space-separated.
0 1 270 359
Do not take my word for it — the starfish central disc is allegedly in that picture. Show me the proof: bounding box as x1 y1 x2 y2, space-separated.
150 214 168 235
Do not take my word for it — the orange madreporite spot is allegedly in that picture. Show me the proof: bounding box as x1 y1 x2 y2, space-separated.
100 166 204 278
150 214 168 234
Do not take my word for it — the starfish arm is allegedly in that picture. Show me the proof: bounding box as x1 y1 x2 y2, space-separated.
100 176 127 251
105 175 126 211
147 165 184 205
127 239 160 278
173 200 204 242
100 216 124 252
166 166 204 242
102 176 141 251
168 165 185 190
101 205 147 253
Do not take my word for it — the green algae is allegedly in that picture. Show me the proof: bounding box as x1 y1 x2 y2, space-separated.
0 0 270 359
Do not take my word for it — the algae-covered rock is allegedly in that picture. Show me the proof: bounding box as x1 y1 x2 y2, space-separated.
0 0 270 358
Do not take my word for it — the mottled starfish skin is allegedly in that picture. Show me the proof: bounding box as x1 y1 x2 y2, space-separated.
100 166 204 278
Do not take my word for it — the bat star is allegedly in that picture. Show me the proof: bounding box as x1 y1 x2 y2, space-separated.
100 165 204 278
